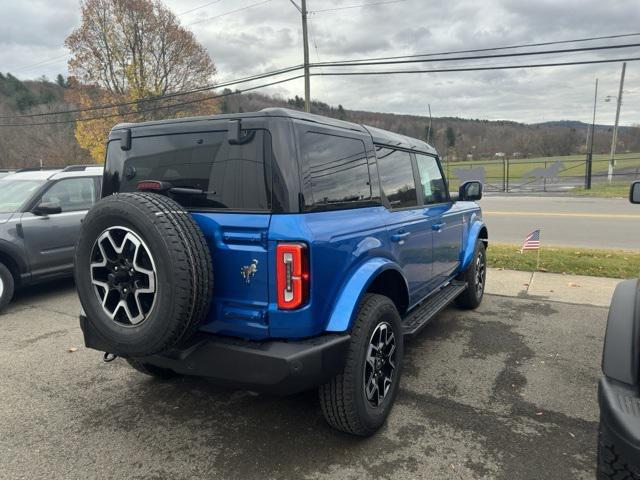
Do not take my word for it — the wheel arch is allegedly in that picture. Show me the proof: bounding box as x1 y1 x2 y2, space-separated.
325 258 409 333
459 220 488 273
0 242 27 287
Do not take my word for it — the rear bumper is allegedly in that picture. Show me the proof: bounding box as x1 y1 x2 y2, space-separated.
599 377 640 461
79 314 350 395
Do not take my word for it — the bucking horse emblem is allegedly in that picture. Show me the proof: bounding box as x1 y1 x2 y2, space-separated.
241 259 259 284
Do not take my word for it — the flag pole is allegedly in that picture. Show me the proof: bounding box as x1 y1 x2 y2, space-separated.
536 246 541 271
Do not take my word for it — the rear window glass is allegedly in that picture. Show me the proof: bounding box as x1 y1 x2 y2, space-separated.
300 131 372 210
118 130 271 211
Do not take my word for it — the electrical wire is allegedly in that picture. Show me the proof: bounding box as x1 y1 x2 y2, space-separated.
188 0 271 26
0 64 304 119
314 42 640 67
310 0 405 13
177 0 224 16
0 74 305 127
311 56 640 76
320 32 640 65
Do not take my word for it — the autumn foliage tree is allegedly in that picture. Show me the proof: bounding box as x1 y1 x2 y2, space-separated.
65 0 218 161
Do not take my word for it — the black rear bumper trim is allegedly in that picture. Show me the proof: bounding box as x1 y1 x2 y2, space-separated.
80 314 350 395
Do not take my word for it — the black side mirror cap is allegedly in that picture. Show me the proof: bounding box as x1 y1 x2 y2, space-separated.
630 181 640 204
459 181 483 202
33 202 62 216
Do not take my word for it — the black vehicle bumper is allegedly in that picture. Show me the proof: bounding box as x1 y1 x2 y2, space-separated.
79 314 351 395
599 376 640 461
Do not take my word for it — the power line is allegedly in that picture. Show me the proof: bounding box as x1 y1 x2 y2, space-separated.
11 53 70 73
0 74 305 127
310 0 405 14
315 42 640 67
320 31 640 65
188 0 271 26
311 56 640 76
177 0 224 16
0 64 304 119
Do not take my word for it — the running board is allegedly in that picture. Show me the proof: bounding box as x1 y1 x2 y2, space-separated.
402 281 467 337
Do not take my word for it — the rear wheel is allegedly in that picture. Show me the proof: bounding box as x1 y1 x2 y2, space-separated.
456 240 486 310
0 262 15 313
319 294 403 436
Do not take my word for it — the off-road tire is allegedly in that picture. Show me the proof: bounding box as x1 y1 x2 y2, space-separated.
0 262 15 313
75 192 213 357
319 294 403 436
597 421 640 479
126 358 178 380
456 240 486 310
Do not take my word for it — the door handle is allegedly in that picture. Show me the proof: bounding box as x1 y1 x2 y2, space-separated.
391 231 411 242
432 222 446 231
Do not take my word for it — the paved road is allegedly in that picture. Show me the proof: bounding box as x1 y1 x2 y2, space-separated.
479 195 640 249
0 281 606 479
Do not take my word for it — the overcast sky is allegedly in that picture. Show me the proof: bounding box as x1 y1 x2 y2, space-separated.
1 0 639 125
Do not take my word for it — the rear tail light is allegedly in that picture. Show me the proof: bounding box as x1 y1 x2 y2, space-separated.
136 180 171 192
276 243 309 310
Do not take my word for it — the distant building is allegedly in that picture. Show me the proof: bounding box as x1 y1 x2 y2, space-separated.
494 152 506 158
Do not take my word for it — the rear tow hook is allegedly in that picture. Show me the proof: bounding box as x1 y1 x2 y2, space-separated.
103 352 118 363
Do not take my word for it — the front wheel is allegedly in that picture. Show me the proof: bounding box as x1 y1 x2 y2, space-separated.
597 421 640 479
456 240 486 310
319 294 403 436
0 262 15 313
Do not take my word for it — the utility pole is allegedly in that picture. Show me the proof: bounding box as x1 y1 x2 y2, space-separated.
608 62 626 182
289 0 311 112
426 104 432 144
585 78 598 190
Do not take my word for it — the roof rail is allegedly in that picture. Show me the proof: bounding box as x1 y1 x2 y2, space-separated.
60 164 101 172
16 166 63 173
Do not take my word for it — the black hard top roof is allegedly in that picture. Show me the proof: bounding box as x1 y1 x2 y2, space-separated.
112 107 437 155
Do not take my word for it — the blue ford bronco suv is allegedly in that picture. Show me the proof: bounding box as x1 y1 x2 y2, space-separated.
597 181 640 478
75 108 487 435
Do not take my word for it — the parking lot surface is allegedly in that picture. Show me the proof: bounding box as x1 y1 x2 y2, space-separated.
0 280 606 480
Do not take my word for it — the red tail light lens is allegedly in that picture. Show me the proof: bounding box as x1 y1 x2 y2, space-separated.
276 243 309 310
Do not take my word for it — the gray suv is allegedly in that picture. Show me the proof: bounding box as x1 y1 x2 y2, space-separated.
0 166 103 311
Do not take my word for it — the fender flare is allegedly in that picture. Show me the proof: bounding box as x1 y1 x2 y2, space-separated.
602 278 640 385
459 220 488 273
325 257 408 333
0 240 28 282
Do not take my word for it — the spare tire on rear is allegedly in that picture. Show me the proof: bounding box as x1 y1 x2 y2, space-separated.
74 192 213 357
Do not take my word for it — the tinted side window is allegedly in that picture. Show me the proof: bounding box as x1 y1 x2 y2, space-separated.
415 154 448 204
300 132 372 210
376 147 418 209
40 177 96 212
119 130 271 211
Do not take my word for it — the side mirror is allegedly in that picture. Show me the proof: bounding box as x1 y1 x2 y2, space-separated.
459 181 483 202
33 202 62 216
630 181 640 204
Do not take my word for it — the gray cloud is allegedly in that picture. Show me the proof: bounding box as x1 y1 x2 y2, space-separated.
1 0 638 124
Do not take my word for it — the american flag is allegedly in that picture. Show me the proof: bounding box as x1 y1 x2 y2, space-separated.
521 229 541 251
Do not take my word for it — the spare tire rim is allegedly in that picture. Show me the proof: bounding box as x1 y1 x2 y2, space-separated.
0 274 4 299
363 321 397 408
90 226 157 326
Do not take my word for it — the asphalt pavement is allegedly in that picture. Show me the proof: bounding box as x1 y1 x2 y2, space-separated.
0 279 607 479
479 195 640 249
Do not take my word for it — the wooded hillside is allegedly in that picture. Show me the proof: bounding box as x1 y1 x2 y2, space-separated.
1 74 638 168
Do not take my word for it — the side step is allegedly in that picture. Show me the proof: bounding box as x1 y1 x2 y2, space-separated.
401 281 467 337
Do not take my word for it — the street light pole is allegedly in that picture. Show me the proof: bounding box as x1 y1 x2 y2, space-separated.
608 62 626 182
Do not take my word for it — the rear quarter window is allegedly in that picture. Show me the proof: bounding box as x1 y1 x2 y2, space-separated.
115 130 271 211
298 131 373 211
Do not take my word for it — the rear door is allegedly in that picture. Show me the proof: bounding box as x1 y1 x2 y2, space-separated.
376 146 433 304
21 177 98 279
114 127 273 339
415 153 463 286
